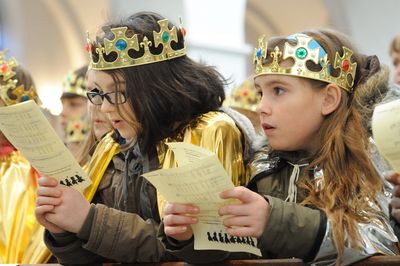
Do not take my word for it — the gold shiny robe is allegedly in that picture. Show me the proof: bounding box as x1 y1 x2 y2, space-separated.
0 133 120 263
0 150 48 263
156 111 248 218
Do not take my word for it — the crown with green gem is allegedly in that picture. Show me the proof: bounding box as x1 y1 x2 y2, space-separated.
0 50 39 106
86 18 186 70
253 34 357 92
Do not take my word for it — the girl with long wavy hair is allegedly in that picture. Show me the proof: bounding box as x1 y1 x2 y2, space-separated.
162 29 399 265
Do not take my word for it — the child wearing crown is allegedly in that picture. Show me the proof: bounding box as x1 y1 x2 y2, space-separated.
60 65 91 158
34 11 256 263
162 29 400 265
0 51 51 263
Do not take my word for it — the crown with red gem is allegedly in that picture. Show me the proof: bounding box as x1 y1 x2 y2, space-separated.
224 79 260 112
253 34 357 92
86 18 186 70
0 50 39 106
65 115 90 143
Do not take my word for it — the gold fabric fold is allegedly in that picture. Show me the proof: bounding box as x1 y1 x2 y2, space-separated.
0 132 119 263
0 150 44 263
156 111 248 218
83 132 120 201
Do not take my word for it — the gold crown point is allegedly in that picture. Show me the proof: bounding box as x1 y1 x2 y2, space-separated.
87 18 186 70
0 50 39 105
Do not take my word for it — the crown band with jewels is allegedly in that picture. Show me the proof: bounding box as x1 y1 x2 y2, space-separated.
253 34 357 92
86 18 186 70
0 50 39 106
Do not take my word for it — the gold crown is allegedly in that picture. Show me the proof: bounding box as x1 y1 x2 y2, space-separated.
0 50 39 106
86 18 186 70
62 70 87 97
224 80 260 112
253 34 357 92
66 115 90 143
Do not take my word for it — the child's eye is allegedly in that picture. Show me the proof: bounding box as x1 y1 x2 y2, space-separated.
274 87 285 95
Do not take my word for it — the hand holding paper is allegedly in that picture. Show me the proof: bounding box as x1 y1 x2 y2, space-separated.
143 142 261 256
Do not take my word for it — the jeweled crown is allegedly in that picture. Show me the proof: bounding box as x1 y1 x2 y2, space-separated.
66 115 90 143
0 50 39 106
62 70 87 98
86 18 186 70
253 34 357 92
224 80 260 112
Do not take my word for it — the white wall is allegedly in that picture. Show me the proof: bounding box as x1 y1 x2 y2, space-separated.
111 0 252 92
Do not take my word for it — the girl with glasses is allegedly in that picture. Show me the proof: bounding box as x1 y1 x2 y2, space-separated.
35 11 256 264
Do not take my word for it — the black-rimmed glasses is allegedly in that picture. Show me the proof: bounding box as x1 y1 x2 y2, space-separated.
87 90 127 105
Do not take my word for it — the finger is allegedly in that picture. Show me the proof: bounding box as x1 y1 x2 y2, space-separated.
219 203 252 216
219 186 256 203
163 214 197 226
393 186 400 198
164 202 199 215
37 186 62 197
392 209 400 223
38 176 59 187
36 196 62 206
45 212 60 225
164 225 190 236
223 215 252 228
35 205 55 216
225 226 258 237
391 197 400 209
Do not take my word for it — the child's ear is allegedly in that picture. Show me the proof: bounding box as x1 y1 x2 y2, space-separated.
321 84 341 115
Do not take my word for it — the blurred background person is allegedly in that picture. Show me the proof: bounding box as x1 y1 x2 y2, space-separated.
0 50 51 263
224 78 261 132
60 65 90 157
389 35 400 85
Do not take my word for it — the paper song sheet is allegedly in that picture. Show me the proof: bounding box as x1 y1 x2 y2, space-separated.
0 100 91 191
143 142 261 256
165 142 214 166
372 99 400 171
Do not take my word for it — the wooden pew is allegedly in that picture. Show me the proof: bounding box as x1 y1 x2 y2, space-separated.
126 256 400 266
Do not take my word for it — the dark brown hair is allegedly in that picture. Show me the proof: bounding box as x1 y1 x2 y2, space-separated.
91 12 226 153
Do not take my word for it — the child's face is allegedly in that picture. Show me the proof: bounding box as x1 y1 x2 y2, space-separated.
255 75 325 153
87 70 137 141
60 96 87 131
391 52 400 85
87 102 112 141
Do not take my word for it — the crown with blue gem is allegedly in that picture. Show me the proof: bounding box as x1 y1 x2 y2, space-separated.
253 33 357 92
86 18 186 70
0 50 39 106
